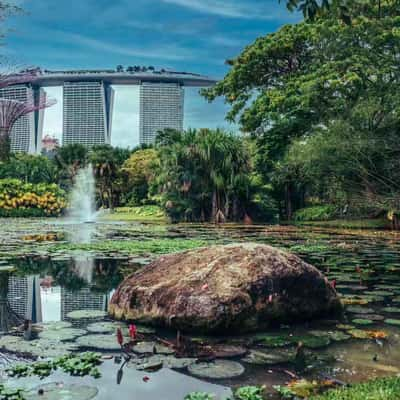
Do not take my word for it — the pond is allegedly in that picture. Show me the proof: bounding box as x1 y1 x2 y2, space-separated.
0 218 400 399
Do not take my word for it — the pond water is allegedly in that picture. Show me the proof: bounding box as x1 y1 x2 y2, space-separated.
0 218 400 399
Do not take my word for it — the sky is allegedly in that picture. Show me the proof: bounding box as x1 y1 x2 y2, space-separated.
3 0 297 148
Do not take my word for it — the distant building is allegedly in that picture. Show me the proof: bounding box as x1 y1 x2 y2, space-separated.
42 135 59 152
62 81 114 147
139 82 184 145
8 275 43 323
0 85 46 154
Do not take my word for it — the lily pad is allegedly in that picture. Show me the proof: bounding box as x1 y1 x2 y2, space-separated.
66 310 107 320
347 329 370 339
242 349 293 365
253 334 292 348
211 344 247 358
35 322 73 331
76 334 122 351
346 306 375 314
86 322 121 334
132 341 174 355
188 360 245 379
129 355 196 370
309 330 351 342
336 324 355 331
384 319 400 326
39 328 87 341
294 335 331 349
352 319 374 326
382 307 400 313
24 382 98 400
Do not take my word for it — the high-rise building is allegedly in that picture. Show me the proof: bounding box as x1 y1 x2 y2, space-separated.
0 85 45 153
8 275 43 322
63 81 114 147
139 82 184 144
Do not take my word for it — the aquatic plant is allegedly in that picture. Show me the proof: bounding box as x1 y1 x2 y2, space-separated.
235 386 265 400
184 393 214 400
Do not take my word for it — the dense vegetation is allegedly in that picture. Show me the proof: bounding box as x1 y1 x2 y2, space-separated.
203 0 400 226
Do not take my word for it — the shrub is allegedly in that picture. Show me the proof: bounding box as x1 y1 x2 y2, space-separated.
0 179 66 217
310 377 400 400
294 205 338 221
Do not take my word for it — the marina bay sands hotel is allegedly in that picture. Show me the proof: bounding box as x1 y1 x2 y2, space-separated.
0 68 216 153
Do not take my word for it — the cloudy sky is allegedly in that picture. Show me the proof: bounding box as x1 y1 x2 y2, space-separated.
4 0 296 148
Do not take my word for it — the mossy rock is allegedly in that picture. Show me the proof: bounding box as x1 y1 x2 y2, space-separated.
188 360 245 379
242 349 293 365
38 328 87 341
66 310 107 320
384 319 400 326
24 382 98 400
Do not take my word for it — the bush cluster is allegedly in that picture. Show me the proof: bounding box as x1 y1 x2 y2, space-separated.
294 205 338 222
0 179 66 217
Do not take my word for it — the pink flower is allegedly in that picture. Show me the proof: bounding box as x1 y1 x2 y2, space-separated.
129 324 137 340
116 328 124 346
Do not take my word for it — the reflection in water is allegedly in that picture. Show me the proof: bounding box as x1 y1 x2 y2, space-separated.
67 222 96 244
8 275 42 324
73 256 95 283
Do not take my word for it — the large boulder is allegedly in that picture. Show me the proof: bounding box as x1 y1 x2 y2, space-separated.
109 243 342 333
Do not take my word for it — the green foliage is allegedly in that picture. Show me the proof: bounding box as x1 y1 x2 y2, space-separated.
184 393 214 400
121 148 159 205
294 205 338 221
6 352 103 380
235 386 265 400
0 153 58 184
0 179 66 217
0 384 25 400
310 377 400 400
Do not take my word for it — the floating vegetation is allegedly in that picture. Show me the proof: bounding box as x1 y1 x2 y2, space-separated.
309 330 351 342
384 319 400 326
352 319 374 326
75 334 122 351
132 341 174 355
86 322 121 334
241 349 293 365
6 353 103 380
0 335 77 358
188 360 245 379
66 310 108 320
38 328 87 341
35 321 73 331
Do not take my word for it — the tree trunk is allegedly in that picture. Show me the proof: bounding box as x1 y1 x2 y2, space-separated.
0 127 11 162
285 183 293 221
211 190 218 222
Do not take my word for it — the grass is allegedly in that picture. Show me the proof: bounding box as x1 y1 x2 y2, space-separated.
99 205 167 223
293 218 389 230
310 377 400 400
50 238 208 255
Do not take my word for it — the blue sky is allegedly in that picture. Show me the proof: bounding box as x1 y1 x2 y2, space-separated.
4 0 296 148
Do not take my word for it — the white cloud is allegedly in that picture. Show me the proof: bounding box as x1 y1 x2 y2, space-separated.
161 0 289 20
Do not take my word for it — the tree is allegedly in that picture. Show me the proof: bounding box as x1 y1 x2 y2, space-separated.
155 129 253 223
121 148 159 205
54 144 89 189
89 145 130 210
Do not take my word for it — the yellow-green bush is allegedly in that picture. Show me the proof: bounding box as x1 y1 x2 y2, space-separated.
0 179 66 217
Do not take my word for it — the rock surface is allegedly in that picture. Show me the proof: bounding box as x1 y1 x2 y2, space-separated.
109 243 342 333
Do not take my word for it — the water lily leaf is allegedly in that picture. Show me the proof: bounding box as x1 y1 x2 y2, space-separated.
188 360 245 379
24 382 98 400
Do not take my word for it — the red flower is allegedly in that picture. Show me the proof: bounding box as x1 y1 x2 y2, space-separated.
331 279 337 289
116 328 124 346
129 324 137 340
143 376 150 382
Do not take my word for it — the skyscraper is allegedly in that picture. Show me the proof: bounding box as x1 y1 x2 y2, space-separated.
63 81 114 147
139 82 184 144
0 85 45 153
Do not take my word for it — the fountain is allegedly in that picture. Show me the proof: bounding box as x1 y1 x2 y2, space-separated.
69 164 97 224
